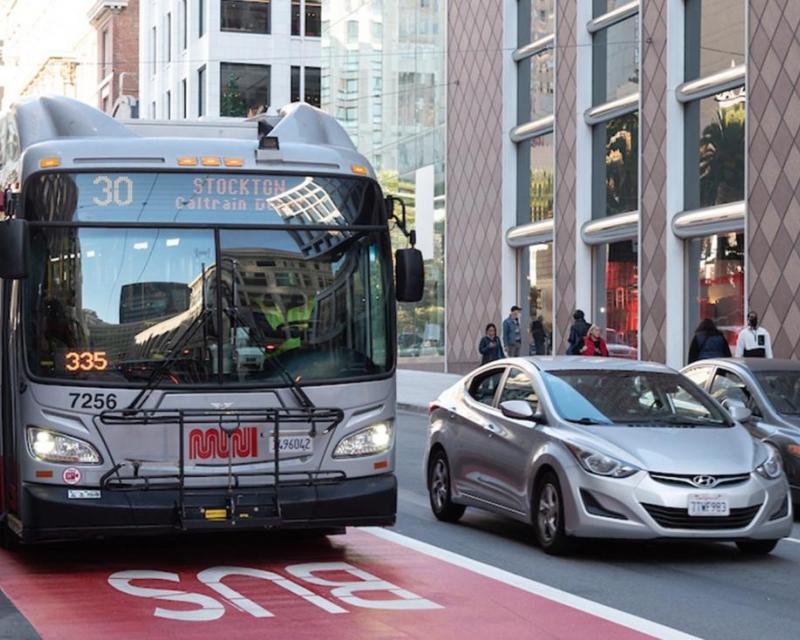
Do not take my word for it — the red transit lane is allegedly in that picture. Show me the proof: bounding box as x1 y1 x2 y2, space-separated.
0 528 691 640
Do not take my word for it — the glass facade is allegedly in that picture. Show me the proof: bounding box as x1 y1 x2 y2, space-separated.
687 232 745 349
593 0 633 17
529 133 554 222
529 0 554 43
597 240 639 358
526 243 553 355
595 112 639 217
592 16 639 105
528 49 554 122
322 0 446 366
685 0 745 81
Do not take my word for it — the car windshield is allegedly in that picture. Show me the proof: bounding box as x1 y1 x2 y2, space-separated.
754 371 800 415
542 370 731 426
24 174 392 386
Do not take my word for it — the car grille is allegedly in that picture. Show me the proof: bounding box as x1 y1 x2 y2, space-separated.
641 503 762 530
649 472 751 489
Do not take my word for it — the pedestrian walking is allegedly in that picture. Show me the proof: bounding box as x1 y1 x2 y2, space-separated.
687 318 731 363
478 323 505 364
502 306 523 357
566 309 591 355
735 311 773 358
530 315 547 355
581 324 609 356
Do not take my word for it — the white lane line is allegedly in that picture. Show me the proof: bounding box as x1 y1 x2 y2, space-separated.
362 527 700 640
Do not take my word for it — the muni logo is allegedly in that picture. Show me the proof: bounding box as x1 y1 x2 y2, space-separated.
188 427 259 460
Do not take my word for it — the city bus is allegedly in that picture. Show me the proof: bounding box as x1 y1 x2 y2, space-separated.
0 95 423 543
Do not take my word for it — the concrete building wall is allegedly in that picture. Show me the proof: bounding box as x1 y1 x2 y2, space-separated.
445 0 504 372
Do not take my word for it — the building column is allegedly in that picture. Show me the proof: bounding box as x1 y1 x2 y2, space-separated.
747 0 800 358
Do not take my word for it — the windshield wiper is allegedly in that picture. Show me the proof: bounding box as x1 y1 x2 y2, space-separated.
569 417 611 425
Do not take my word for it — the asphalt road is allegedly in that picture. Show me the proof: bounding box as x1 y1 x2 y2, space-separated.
394 410 800 640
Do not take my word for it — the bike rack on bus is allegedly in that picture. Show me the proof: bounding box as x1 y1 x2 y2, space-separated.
95 407 344 529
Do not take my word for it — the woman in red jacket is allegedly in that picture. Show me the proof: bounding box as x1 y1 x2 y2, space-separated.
581 324 609 357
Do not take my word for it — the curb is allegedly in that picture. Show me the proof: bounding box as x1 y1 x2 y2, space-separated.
397 402 428 415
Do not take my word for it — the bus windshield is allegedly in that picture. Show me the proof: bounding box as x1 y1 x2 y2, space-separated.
24 173 392 386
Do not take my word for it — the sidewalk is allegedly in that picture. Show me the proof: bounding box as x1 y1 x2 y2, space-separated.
397 369 461 413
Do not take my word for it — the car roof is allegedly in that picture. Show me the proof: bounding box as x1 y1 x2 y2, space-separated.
684 358 800 373
510 356 675 374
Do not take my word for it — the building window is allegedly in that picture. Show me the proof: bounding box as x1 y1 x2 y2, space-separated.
199 0 205 37
181 78 187 118
684 91 745 210
592 0 631 17
592 15 639 105
198 65 206 116
151 26 157 76
166 12 172 63
347 20 359 42
685 0 745 81
305 0 321 37
220 62 270 117
291 66 301 102
528 133 554 222
101 27 111 78
182 0 188 49
594 112 638 217
597 240 639 358
221 0 271 34
687 232 744 350
525 243 553 355
305 66 321 108
150 101 156 119
166 91 172 119
291 0 301 35
529 0 554 43
528 49 554 122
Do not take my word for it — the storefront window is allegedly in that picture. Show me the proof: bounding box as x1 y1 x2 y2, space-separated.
687 232 744 349
593 15 639 105
685 0 745 81
526 243 553 355
529 133 554 222
595 112 638 217
684 91 745 210
597 240 638 358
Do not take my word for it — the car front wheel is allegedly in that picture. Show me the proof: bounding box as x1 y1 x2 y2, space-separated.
534 472 572 555
736 540 779 555
428 450 466 522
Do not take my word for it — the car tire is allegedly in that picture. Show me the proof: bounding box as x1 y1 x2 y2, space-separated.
533 472 573 555
428 450 466 522
735 540 779 555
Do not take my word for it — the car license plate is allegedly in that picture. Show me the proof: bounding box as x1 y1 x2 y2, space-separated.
688 493 729 516
270 435 313 454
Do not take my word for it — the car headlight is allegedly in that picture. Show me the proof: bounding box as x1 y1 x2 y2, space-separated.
566 443 638 478
755 442 783 480
26 427 102 465
333 421 393 458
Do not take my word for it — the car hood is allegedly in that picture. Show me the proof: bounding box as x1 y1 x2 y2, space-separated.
579 424 759 475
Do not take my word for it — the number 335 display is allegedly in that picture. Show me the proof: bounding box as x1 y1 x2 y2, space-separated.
57 350 109 372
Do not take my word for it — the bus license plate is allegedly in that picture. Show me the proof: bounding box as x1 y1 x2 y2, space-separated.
688 494 729 516
270 435 313 454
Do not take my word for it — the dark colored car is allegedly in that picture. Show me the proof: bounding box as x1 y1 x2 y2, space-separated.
682 358 800 506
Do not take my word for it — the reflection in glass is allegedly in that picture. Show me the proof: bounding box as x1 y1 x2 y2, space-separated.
221 0 271 34
530 0 555 43
685 90 745 210
529 133 554 222
593 0 633 18
597 240 638 358
593 16 639 104
687 232 744 351
528 49 554 122
220 62 270 117
685 0 745 81
597 113 638 217
527 243 553 355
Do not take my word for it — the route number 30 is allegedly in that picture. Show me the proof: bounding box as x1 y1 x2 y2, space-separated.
93 175 134 207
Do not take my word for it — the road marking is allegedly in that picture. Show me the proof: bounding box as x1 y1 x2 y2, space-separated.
783 537 800 544
363 527 702 640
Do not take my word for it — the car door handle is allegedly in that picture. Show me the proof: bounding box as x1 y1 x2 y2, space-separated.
483 423 500 435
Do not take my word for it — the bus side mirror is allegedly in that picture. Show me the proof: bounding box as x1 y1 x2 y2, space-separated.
395 248 424 302
0 218 30 279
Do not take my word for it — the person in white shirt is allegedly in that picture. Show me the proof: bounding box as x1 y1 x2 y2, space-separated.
735 311 773 358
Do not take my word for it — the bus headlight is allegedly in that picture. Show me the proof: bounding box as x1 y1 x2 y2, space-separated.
333 421 393 458
26 427 102 465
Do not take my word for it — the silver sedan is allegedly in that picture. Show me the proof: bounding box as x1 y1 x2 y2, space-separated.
425 357 792 555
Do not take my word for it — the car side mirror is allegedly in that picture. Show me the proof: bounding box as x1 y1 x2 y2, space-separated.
499 400 547 424
0 218 30 279
395 248 424 302
725 398 751 423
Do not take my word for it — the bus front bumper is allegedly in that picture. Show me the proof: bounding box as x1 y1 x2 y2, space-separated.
15 474 397 542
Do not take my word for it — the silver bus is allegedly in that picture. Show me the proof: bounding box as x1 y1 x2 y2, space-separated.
0 96 423 543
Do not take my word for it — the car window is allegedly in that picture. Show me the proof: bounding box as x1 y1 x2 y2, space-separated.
683 366 713 389
467 368 505 407
498 368 539 412
754 370 800 415
709 369 761 416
